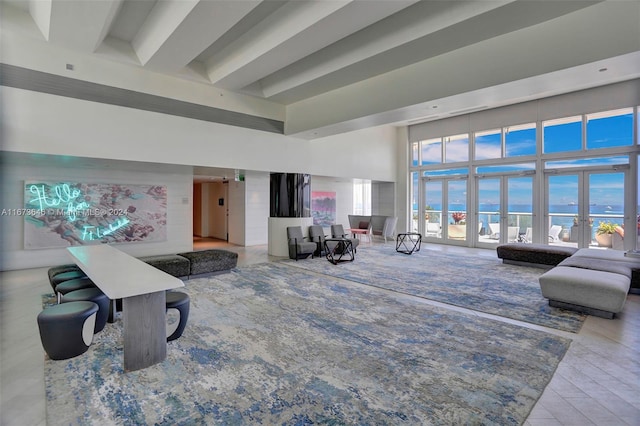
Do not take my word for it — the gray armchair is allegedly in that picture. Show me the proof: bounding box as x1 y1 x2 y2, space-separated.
286 226 316 260
308 225 328 256
330 224 360 252
372 216 397 242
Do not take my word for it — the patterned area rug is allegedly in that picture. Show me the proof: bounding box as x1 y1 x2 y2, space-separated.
285 245 586 333
45 263 571 425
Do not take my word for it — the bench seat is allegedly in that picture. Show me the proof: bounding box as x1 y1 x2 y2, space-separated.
539 266 630 318
138 255 191 278
177 249 238 277
496 243 578 268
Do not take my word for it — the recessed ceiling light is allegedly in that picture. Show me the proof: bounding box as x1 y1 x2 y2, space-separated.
66 63 74 71
599 67 608 72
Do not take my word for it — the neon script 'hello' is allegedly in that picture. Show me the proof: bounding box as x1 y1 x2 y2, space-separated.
29 184 90 221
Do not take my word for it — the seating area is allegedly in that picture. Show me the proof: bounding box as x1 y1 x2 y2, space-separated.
41 248 237 360
497 243 640 318
42 251 206 361
286 223 373 261
347 215 398 243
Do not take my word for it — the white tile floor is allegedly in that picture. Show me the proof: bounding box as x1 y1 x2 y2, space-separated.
1 241 638 425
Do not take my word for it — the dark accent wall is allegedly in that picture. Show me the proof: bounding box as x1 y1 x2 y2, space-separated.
0 63 284 134
270 173 311 218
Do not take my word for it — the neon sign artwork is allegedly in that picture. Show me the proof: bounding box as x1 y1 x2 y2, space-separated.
23 181 167 249
81 217 131 240
29 184 91 221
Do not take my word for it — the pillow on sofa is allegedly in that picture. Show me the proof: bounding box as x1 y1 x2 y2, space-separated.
359 221 369 230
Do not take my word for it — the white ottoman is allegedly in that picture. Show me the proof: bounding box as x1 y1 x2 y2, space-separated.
539 266 630 318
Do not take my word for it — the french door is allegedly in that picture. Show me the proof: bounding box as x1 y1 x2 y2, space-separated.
476 175 534 247
546 169 627 248
423 177 468 243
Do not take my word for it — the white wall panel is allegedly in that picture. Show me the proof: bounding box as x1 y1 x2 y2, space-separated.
244 171 269 246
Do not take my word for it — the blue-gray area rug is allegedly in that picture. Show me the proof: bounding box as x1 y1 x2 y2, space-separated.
45 263 571 425
285 245 586 333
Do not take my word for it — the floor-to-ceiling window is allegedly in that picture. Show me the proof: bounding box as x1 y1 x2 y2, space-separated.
408 84 639 251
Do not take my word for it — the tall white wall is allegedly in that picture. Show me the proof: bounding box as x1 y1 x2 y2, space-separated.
2 86 398 183
0 162 193 271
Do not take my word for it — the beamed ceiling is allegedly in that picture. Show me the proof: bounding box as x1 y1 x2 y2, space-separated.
2 0 640 139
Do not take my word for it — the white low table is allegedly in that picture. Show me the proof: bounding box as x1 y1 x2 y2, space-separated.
67 245 184 371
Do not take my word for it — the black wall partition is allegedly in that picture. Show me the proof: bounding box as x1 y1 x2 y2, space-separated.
270 173 311 218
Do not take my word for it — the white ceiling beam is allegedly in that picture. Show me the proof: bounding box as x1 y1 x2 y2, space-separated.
207 0 418 91
285 2 640 138
260 0 516 99
132 0 261 72
204 0 356 88
47 0 123 52
28 0 52 40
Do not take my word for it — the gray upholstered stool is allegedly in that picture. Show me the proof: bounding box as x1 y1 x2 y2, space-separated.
55 277 96 303
166 292 190 342
61 287 110 333
48 264 81 281
37 301 98 360
50 269 87 290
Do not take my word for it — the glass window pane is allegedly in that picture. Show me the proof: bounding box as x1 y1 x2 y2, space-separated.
424 168 468 177
474 129 501 160
545 156 628 169
478 178 500 242
445 134 469 163
586 108 633 149
421 138 442 165
447 179 467 241
543 116 582 153
506 123 536 157
507 176 533 240
411 172 419 232
411 142 419 166
425 181 443 239
476 163 535 174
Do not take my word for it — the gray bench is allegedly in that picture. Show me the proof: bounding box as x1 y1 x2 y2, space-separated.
177 249 238 278
539 266 630 319
137 255 191 279
48 249 238 284
496 243 578 268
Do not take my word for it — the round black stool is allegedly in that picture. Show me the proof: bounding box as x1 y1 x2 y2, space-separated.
50 269 87 289
55 277 96 303
61 287 110 333
37 301 98 360
166 292 190 342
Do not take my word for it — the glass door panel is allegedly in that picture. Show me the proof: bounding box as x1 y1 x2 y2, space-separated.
477 178 501 245
446 179 467 242
424 180 442 239
547 174 578 246
589 172 625 248
507 177 533 243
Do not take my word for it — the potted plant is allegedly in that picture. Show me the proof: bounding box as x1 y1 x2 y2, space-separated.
448 212 466 240
595 221 618 247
